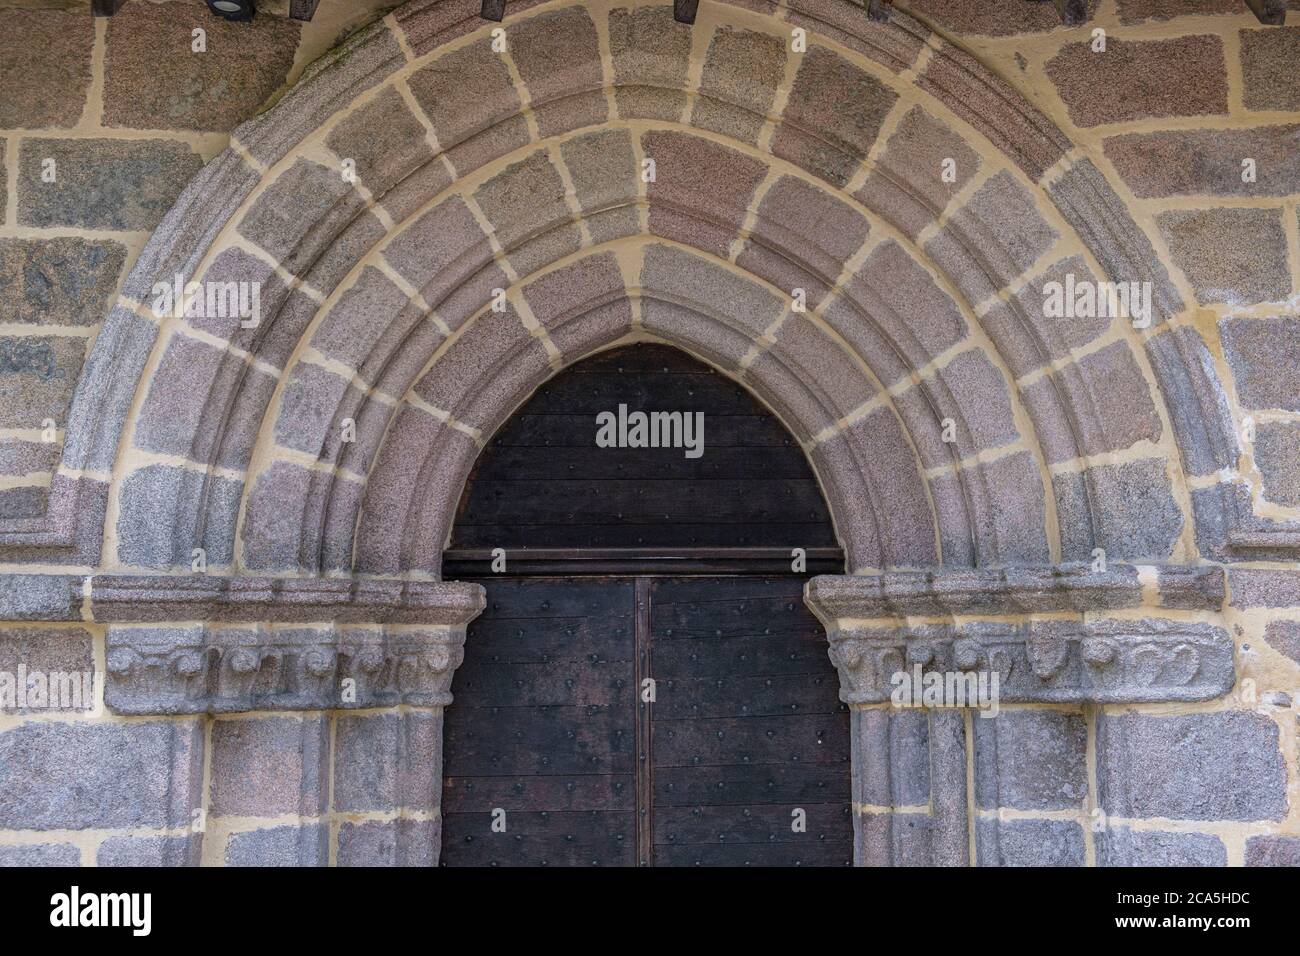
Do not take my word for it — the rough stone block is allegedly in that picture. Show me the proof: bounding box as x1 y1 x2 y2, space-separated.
0 486 46 519
1245 834 1300 866
0 335 86 429
0 719 203 830
1097 711 1288 821
334 711 441 813
974 710 1088 811
0 625 95 713
771 46 897 186
968 451 1051 564
1263 620 1300 665
507 7 606 138
643 130 767 258
1229 568 1300 608
608 5 692 121
210 716 328 818
115 464 242 569
103 1 299 132
1158 207 1290 306
903 0 1097 34
0 10 93 129
522 252 632 360
0 843 80 866
1241 27 1300 112
224 823 327 867
383 196 496 315
1117 0 1239 20
693 26 787 145
897 349 1019 468
1255 421 1300 508
0 575 76 620
855 106 981 240
1046 36 1228 127
641 243 784 339
1220 316 1300 412
97 834 201 867
853 708 930 808
0 238 127 327
19 138 202 231
239 460 315 573
325 86 434 199
759 318 875 427
1098 827 1227 866
337 819 439 867
1105 125 1300 198
977 818 1085 866
310 265 413 373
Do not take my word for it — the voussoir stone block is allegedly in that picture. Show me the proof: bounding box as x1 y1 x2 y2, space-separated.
758 317 875 428
902 0 1096 35
897 349 1019 468
507 6 606 138
1220 316 1300 412
739 174 869 303
973 710 1088 811
405 40 528 177
236 158 366 278
103 1 299 133
643 130 768 258
116 464 242 569
608 5 693 121
693 26 788 146
965 450 1050 565
522 251 632 360
1046 36 1228 128
771 46 898 187
310 265 414 374
0 237 127 327
1097 711 1288 822
19 138 203 231
1158 207 1290 307
0 10 94 129
642 243 784 339
1053 457 1183 562
383 195 498 317
210 716 329 818
325 86 435 200
473 150 582 277
1117 0 1239 21
0 719 203 830
1144 325 1237 477
855 106 981 242
559 129 640 245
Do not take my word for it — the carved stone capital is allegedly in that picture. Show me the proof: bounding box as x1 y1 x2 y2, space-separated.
105 623 468 715
807 569 1235 706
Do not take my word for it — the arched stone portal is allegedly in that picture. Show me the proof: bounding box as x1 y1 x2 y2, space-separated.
1 0 1286 867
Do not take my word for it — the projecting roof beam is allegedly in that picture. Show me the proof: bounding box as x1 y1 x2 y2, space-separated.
1244 0 1287 24
91 0 126 15
674 0 699 24
481 0 506 21
289 0 320 22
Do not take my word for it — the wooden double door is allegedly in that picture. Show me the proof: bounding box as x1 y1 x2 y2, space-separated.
440 574 851 866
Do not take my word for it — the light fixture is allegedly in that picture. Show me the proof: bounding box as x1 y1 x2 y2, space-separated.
206 0 255 22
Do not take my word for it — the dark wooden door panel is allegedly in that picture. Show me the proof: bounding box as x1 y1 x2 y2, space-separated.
647 576 852 867
441 810 636 867
440 577 638 867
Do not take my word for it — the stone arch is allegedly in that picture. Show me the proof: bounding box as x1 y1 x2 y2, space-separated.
13 0 1265 580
